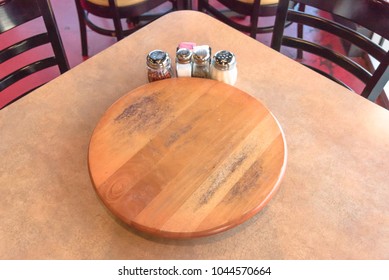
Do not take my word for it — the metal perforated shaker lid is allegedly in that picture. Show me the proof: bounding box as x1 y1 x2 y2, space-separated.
147 50 171 69
213 50 236 71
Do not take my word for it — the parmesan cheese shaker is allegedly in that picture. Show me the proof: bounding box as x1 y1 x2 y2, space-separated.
210 50 237 85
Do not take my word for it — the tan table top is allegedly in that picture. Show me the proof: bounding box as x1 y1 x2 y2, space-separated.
0 11 388 259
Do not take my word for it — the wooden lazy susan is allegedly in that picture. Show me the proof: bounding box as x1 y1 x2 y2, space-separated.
88 78 287 238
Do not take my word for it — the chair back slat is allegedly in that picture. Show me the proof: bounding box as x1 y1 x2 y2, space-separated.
294 0 389 38
0 0 69 109
283 36 372 83
0 33 50 63
0 0 41 33
304 64 353 90
0 57 58 91
288 10 387 61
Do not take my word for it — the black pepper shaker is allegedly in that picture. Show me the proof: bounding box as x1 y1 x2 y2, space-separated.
192 46 211 79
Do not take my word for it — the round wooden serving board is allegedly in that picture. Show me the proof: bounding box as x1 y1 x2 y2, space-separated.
88 78 287 238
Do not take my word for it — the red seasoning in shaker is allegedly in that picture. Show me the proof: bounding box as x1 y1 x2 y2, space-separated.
146 50 174 82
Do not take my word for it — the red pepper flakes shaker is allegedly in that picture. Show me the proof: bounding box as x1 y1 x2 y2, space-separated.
146 50 174 82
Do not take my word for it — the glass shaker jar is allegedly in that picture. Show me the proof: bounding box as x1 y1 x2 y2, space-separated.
175 48 192 77
146 50 174 82
211 50 237 85
192 46 211 79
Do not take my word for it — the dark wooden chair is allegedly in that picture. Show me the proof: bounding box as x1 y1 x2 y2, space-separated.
74 0 187 57
271 0 389 103
197 0 292 38
0 0 69 109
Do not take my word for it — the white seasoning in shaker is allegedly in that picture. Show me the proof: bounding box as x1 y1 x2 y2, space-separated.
175 48 192 77
211 50 237 85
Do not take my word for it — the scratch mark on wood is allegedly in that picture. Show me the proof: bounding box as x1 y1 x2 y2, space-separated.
227 159 263 201
114 93 169 132
198 152 247 206
165 124 193 147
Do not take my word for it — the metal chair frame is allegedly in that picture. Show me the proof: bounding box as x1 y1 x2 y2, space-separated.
198 0 294 38
74 0 186 56
271 0 389 102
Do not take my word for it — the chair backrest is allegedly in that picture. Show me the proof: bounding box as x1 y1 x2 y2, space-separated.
75 0 177 56
271 0 389 102
0 0 69 108
79 0 175 18
198 0 280 38
200 0 278 15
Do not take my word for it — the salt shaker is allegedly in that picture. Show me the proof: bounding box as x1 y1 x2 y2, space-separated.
175 48 192 77
146 50 174 82
210 50 237 85
192 45 211 79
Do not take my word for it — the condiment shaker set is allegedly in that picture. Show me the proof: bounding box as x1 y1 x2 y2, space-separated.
146 42 237 85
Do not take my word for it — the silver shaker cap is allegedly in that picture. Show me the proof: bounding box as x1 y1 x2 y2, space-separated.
176 48 192 64
213 50 236 71
192 47 210 65
147 50 170 69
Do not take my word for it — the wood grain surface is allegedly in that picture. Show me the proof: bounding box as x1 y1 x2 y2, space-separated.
88 78 287 238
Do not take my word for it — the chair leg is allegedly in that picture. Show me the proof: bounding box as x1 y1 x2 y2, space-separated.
297 23 303 59
250 16 259 38
184 0 192 9
113 18 124 41
171 0 178 10
250 0 260 39
108 0 124 40
175 0 191 10
80 17 88 56
297 3 305 59
74 0 88 57
198 0 207 12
